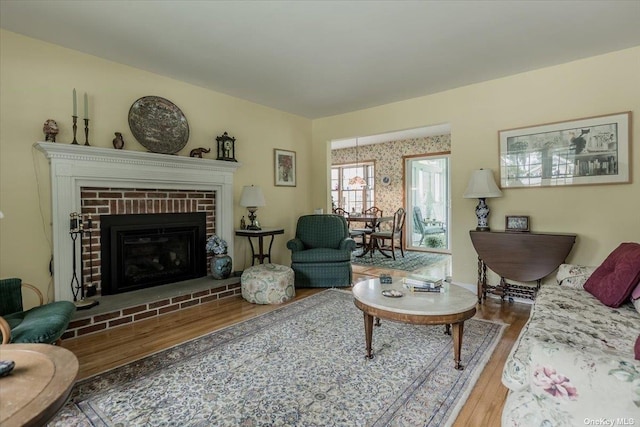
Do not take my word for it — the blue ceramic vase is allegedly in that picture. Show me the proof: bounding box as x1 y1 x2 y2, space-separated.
211 254 232 279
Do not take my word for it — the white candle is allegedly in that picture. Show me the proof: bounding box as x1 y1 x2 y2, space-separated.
84 93 88 119
73 88 77 116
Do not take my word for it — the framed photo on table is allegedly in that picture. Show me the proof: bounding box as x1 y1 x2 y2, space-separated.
498 112 631 188
274 149 296 187
505 215 530 232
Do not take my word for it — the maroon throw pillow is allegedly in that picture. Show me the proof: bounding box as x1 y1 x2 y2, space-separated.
584 242 640 307
636 334 640 361
632 282 640 301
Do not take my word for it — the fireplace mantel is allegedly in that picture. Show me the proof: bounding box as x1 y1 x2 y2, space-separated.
35 142 241 302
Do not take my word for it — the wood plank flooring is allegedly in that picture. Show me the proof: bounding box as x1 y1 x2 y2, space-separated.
61 262 531 425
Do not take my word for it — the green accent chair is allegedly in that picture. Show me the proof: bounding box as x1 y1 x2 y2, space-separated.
0 278 76 345
287 214 356 287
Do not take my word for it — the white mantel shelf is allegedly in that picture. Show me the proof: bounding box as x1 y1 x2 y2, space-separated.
34 142 242 172
34 142 241 302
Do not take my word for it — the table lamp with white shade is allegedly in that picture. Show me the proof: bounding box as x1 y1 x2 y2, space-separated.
240 185 266 230
463 169 502 231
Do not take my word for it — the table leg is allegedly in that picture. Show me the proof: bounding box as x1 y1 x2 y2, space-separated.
356 234 372 258
499 277 507 301
257 236 265 263
364 312 374 359
444 324 451 335
477 257 486 304
266 234 276 263
452 321 465 370
370 236 393 259
247 237 256 266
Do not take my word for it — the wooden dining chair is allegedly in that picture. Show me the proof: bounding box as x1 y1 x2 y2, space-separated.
332 207 366 248
362 206 383 229
351 206 383 248
369 208 406 260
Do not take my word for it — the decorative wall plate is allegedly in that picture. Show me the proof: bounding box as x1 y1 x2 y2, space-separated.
128 96 189 154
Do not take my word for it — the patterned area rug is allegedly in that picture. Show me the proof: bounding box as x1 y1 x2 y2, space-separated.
352 250 449 272
50 290 505 427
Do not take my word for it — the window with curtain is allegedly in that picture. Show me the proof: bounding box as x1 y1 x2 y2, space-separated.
331 163 375 213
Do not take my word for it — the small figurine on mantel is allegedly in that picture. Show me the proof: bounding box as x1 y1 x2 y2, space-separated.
189 147 211 158
43 119 59 142
112 132 125 149
240 216 246 230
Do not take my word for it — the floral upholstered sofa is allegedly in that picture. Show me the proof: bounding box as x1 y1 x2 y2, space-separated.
502 243 640 426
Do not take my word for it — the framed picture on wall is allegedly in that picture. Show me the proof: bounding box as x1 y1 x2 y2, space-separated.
274 149 296 187
505 215 530 232
498 111 631 188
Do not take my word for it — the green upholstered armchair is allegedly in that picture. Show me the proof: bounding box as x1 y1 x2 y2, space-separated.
0 278 76 345
287 214 356 287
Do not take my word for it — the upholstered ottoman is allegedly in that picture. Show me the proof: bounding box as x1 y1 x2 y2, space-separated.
241 264 295 304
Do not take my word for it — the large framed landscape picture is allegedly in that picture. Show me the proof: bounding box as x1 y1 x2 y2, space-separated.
498 112 631 188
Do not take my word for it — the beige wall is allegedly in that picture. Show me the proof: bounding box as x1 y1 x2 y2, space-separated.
2 29 639 302
0 30 311 302
313 46 640 286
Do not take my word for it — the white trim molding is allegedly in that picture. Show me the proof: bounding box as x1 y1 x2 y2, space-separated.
34 142 241 302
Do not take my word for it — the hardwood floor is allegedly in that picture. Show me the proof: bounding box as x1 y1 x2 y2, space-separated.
61 262 531 425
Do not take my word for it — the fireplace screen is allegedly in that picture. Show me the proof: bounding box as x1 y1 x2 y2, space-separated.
101 213 206 295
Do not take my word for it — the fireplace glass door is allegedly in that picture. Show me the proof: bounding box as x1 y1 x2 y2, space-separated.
101 213 206 295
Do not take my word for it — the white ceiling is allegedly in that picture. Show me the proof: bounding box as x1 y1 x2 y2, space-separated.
1 1 639 121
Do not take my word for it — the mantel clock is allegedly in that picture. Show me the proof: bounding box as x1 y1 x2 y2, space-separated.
215 132 237 162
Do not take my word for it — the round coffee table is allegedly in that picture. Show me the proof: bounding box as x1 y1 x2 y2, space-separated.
0 344 79 427
352 277 477 370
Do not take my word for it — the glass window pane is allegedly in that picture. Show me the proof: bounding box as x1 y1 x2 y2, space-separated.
331 163 375 213
407 156 450 253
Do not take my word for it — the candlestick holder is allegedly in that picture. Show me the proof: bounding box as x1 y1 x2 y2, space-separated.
71 115 79 145
84 118 90 146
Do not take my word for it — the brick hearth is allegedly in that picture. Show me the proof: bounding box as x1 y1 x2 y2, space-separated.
63 276 241 340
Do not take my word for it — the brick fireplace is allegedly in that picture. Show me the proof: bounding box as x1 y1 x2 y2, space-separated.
81 188 215 295
35 142 240 302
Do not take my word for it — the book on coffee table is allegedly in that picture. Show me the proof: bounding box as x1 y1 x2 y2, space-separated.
402 275 444 293
405 285 445 294
403 276 443 289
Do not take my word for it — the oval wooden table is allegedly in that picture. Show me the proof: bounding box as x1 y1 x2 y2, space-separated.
0 343 79 427
469 230 576 302
353 278 477 370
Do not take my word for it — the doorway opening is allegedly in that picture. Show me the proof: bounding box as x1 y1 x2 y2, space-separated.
405 154 451 253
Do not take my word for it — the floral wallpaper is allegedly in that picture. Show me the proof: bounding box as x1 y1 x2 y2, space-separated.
331 134 451 218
